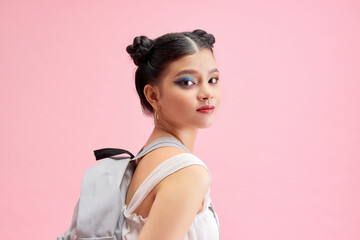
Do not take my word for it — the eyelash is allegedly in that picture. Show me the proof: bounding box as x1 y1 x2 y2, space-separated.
175 77 219 87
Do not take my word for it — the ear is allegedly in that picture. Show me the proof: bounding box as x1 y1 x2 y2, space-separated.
143 84 160 109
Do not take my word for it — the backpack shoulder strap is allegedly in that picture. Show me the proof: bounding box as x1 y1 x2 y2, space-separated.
131 136 191 161
92 137 190 162
126 153 212 215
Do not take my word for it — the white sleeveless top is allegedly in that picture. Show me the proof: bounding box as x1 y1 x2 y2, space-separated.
122 152 219 240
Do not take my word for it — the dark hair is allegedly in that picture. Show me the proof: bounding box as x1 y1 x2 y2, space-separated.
126 29 216 116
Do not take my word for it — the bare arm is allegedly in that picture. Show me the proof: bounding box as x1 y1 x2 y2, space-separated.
137 164 211 240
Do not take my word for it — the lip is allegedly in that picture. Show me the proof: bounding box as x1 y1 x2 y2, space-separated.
196 105 215 114
197 105 215 111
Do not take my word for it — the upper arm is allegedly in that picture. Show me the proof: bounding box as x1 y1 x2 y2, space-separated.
137 164 211 240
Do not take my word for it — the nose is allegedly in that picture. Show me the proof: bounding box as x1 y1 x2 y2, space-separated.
199 84 214 105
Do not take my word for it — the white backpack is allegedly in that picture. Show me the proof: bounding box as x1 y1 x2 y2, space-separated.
57 137 219 240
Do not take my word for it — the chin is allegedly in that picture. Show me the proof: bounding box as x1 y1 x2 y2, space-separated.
196 120 215 129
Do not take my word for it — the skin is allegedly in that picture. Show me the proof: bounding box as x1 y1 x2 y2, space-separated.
125 48 222 240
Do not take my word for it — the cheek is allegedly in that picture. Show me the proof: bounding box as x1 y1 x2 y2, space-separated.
163 91 194 114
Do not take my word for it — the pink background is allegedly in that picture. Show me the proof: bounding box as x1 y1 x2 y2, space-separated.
1 0 359 239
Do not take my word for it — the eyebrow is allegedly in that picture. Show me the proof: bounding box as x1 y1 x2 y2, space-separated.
174 68 219 78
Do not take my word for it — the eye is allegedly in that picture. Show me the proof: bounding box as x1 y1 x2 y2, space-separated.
175 76 196 87
209 77 219 84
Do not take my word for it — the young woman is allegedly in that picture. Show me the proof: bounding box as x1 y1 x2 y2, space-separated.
123 29 222 240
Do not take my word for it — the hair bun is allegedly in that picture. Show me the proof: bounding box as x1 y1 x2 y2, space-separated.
126 36 154 66
192 29 215 47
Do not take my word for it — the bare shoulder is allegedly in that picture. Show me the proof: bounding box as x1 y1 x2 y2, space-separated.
126 146 195 212
144 148 211 195
135 145 211 200
137 153 211 240
133 147 191 192
156 161 211 193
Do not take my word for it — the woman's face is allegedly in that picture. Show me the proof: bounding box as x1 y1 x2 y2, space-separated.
156 48 222 129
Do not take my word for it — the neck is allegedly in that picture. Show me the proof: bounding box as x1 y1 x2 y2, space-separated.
145 119 199 153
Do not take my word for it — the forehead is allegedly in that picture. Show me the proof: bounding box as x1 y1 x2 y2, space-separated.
161 49 217 78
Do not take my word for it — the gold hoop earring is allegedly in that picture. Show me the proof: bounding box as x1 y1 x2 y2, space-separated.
155 105 159 120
